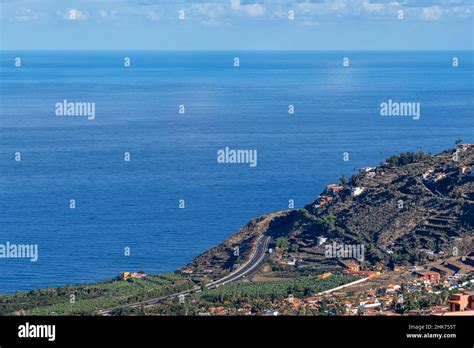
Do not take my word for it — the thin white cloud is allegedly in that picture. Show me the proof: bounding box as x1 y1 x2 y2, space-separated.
293 0 471 21
190 3 227 18
297 0 348 16
57 8 89 21
421 5 443 20
15 7 40 22
443 5 471 19
230 0 266 17
98 9 119 20
186 2 228 26
362 1 388 14
6 0 473 24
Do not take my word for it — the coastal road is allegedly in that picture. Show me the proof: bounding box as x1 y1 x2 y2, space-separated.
97 235 272 315
206 235 271 288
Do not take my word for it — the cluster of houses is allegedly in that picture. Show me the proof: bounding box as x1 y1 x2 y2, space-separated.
314 144 473 209
420 166 472 182
268 257 473 316
422 168 447 183
315 184 341 207
422 145 473 182
280 285 392 315
314 182 367 208
195 263 473 316
294 270 474 316
314 164 385 209
459 143 474 152
342 267 473 316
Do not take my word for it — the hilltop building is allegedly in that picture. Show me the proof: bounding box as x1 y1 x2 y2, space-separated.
448 293 474 312
326 184 343 195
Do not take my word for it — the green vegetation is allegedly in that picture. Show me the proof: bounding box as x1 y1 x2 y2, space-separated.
0 274 195 316
198 274 359 304
339 175 347 186
275 236 289 249
385 151 426 167
1 271 359 316
290 243 299 252
2 146 471 316
143 274 360 316
300 208 317 221
394 287 452 314
314 213 336 233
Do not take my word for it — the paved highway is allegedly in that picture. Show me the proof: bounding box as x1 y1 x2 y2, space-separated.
98 235 272 315
206 235 271 288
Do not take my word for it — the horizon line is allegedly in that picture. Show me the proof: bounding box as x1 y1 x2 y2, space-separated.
2 49 474 52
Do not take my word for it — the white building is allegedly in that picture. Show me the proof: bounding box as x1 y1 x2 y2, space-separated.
351 187 365 197
358 301 381 309
362 167 375 172
422 169 434 179
317 236 327 246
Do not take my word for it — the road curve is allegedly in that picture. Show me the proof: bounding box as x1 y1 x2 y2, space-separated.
206 235 271 288
98 235 272 315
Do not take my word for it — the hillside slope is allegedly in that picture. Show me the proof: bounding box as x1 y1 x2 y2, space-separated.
180 145 474 281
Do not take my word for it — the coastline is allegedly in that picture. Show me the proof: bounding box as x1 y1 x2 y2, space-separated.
0 144 472 317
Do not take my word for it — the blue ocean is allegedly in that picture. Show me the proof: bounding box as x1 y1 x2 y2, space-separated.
0 51 473 294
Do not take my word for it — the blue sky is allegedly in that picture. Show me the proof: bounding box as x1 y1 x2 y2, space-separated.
1 0 473 50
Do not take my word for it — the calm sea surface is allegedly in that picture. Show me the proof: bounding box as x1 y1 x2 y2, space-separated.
0 51 473 293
